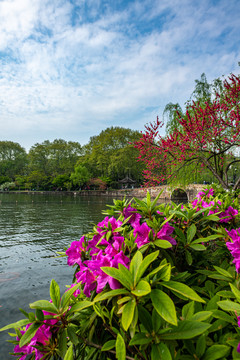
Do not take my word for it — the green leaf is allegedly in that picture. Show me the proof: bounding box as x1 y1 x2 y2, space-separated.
60 283 81 309
185 250 192 265
130 251 143 286
151 343 172 360
196 334 206 358
229 283 240 302
36 309 44 321
116 333 126 360
191 234 223 244
160 320 211 340
182 301 195 320
101 266 132 290
0 319 32 332
162 281 205 303
68 300 93 314
101 340 116 351
212 310 234 324
213 266 233 279
29 300 58 314
138 306 153 333
151 289 177 325
64 344 73 360
131 280 151 297
217 300 240 314
135 250 159 284
122 299 136 331
19 322 42 347
153 240 173 249
50 279 61 308
189 244 206 251
94 289 129 302
190 311 212 321
58 329 68 357
67 324 79 345
129 332 152 345
187 224 196 243
202 345 230 360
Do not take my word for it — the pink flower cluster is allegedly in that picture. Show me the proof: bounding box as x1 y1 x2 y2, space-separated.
66 206 176 297
14 323 52 360
226 229 240 273
192 188 238 223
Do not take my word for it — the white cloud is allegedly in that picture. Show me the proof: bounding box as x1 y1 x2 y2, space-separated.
0 0 239 150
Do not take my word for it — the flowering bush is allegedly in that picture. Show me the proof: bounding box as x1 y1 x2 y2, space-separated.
2 186 240 359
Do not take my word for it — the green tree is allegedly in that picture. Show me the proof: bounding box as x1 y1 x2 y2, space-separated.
0 141 27 179
79 127 144 185
70 165 91 189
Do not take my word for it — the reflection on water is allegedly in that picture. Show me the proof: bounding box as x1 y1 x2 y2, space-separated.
0 193 113 358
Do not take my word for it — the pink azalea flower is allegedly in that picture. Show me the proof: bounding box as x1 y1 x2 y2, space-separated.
157 223 176 245
226 228 240 272
66 236 85 266
76 265 97 297
123 205 142 227
133 222 151 248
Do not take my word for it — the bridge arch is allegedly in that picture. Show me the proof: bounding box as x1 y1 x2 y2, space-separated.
171 188 188 204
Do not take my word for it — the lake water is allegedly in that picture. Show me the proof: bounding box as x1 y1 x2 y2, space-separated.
0 193 114 359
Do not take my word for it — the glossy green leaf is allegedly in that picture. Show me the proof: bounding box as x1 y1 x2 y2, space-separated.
116 333 126 360
36 309 44 321
101 340 116 351
202 344 230 360
122 299 136 331
94 288 129 302
135 250 159 284
29 300 58 314
182 301 195 320
19 322 42 347
217 300 240 314
64 344 73 360
153 240 173 249
187 224 197 243
213 266 233 279
185 250 193 265
129 332 152 345
229 283 240 302
68 300 93 314
67 324 79 345
101 266 132 290
196 334 206 358
131 280 151 297
191 234 223 244
60 283 81 309
191 311 212 321
189 244 206 251
59 329 68 357
162 281 205 303
138 306 153 333
130 251 143 286
160 320 211 340
212 310 234 324
0 319 32 332
151 289 177 325
151 343 172 360
50 279 61 308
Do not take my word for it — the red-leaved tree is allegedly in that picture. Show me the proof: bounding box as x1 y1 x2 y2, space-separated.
134 74 240 190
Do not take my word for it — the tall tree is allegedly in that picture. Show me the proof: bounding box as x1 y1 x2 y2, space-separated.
134 74 240 190
79 127 144 183
0 141 27 179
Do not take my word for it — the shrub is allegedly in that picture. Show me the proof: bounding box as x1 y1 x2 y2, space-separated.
1 186 240 359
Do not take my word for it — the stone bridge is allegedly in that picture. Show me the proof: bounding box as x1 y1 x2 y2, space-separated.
118 184 207 203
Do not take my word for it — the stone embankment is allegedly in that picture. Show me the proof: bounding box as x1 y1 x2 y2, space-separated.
4 184 206 202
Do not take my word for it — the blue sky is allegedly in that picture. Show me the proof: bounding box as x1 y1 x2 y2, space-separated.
0 0 239 151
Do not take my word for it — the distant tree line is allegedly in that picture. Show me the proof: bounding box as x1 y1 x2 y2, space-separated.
0 127 145 191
